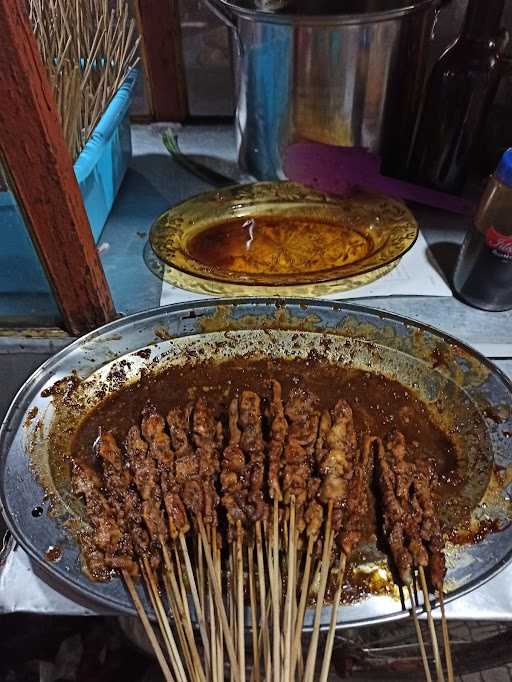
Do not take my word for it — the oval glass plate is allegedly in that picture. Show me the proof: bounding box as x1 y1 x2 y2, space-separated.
144 240 400 297
149 182 418 287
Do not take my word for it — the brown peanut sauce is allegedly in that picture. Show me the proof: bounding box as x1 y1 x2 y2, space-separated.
72 357 462 514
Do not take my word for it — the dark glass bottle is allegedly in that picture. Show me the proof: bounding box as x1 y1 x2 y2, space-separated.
408 0 507 194
453 148 512 311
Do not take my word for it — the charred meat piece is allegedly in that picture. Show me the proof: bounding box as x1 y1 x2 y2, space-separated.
142 405 190 538
385 431 429 569
192 397 221 526
125 425 167 548
319 400 357 533
283 388 319 522
412 465 446 591
338 434 375 557
167 405 205 521
221 397 249 535
72 461 137 577
239 391 267 523
268 380 287 500
374 437 413 585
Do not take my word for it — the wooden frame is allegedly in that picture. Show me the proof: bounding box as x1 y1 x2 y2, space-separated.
0 0 116 336
134 0 188 122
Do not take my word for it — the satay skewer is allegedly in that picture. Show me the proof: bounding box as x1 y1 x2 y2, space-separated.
94 428 188 682
280 386 320 682
375 433 438 682
266 380 289 682
138 404 212 676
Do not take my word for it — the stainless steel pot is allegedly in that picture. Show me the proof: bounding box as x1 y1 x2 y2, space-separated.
205 0 451 180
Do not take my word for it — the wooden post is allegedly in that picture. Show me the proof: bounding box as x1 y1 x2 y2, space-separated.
0 1 116 336
134 0 188 122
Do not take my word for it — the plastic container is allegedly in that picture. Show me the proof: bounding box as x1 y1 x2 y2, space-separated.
0 68 138 294
453 148 512 311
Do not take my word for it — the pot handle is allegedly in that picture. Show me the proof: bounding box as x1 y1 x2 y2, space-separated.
202 0 237 30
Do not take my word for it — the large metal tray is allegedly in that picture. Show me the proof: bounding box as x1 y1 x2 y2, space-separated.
1 298 512 627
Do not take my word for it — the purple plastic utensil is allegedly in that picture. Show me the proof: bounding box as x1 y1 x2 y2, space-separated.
283 143 475 215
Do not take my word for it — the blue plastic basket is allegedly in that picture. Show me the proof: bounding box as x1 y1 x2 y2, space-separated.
0 68 138 294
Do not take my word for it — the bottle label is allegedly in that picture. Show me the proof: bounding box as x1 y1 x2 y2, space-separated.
485 226 512 261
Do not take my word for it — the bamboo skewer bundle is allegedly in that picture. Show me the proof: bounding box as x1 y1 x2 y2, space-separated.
28 0 140 161
73 383 455 682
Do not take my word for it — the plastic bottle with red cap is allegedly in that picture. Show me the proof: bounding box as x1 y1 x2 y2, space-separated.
453 148 512 311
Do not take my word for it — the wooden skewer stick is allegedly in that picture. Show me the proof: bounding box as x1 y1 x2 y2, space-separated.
229 547 236 682
291 533 315 679
198 517 242 682
439 589 454 682
172 546 203 676
304 502 334 682
319 552 346 682
159 546 193 677
160 538 205 681
269 497 281 682
141 558 187 682
254 521 270 682
418 567 446 682
236 522 246 682
247 542 260 682
283 497 296 682
197 532 206 613
406 584 433 682
178 532 212 673
122 571 174 682
208 545 219 682
214 532 225 682
161 571 196 681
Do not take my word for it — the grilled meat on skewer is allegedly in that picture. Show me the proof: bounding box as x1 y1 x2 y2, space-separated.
319 400 358 535
283 388 320 531
338 434 375 557
125 425 167 570
268 380 287 501
94 430 147 572
167 405 205 518
303 410 332 541
412 465 446 591
385 431 429 569
192 397 222 527
141 405 190 538
220 397 249 536
239 391 267 523
374 436 414 585
72 460 137 577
